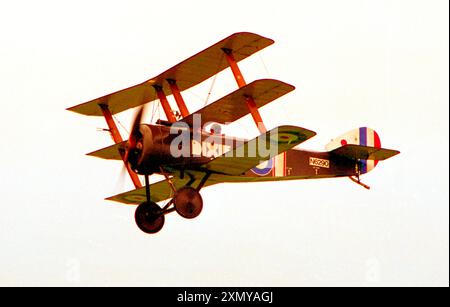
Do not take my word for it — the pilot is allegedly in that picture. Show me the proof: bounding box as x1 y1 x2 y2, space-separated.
209 123 222 135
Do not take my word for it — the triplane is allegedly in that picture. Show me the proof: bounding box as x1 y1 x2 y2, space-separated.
68 32 400 234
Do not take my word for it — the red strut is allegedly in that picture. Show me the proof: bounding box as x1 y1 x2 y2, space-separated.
167 79 190 118
154 85 178 123
223 48 267 133
99 104 142 189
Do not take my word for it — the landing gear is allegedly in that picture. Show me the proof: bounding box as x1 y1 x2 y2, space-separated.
134 172 210 234
135 202 165 234
349 175 370 190
349 162 371 190
173 187 203 219
135 174 165 234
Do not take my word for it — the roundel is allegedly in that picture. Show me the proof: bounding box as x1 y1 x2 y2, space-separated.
270 132 299 144
251 159 274 176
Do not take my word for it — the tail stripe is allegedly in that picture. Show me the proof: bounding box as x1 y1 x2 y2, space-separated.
367 128 375 170
359 127 367 146
374 131 381 167
359 127 367 173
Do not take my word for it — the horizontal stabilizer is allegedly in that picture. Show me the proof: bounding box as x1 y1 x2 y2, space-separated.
203 125 316 175
67 32 274 116
330 145 400 161
181 79 295 126
87 141 126 160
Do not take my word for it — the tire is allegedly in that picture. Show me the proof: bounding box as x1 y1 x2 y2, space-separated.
135 202 165 234
173 187 203 219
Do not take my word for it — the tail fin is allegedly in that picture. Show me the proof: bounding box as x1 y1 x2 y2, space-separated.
326 127 387 174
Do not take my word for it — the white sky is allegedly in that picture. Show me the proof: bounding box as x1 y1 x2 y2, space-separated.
0 0 448 286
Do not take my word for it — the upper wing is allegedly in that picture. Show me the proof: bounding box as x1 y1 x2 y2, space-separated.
180 79 294 126
330 144 400 161
202 125 316 176
67 32 274 116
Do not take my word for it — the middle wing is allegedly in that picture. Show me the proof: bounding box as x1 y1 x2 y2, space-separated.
201 125 316 175
86 141 126 160
180 79 294 126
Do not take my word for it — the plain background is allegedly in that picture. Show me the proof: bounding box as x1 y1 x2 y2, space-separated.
0 0 448 286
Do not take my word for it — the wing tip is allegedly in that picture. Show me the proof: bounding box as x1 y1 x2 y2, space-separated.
277 125 317 139
232 31 275 42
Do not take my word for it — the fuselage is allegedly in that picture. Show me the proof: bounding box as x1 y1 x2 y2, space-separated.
130 124 358 180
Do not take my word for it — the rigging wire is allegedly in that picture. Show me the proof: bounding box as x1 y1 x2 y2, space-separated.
113 114 130 135
258 52 272 78
204 53 225 106
149 92 158 124
204 73 218 107
186 90 206 104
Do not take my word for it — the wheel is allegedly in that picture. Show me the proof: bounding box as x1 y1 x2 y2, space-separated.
173 186 203 219
135 202 165 234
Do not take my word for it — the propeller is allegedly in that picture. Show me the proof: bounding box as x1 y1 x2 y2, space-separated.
119 106 146 182
123 106 144 166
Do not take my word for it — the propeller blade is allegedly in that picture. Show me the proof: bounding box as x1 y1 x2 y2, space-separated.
114 164 128 193
130 106 144 141
123 106 145 164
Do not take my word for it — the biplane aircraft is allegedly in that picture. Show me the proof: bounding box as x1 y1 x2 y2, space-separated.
67 32 400 234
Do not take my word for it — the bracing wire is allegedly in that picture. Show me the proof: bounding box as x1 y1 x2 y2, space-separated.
258 52 271 78
204 73 218 107
204 53 225 106
149 92 158 124
113 114 130 135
